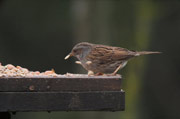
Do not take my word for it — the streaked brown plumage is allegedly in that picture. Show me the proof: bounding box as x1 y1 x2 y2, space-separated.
65 42 160 75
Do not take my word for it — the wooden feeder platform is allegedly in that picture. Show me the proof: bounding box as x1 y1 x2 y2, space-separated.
0 75 125 113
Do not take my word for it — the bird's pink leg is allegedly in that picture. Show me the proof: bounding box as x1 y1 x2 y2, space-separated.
111 64 123 75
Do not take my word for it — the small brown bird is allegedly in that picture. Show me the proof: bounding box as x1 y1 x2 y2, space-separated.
65 42 160 75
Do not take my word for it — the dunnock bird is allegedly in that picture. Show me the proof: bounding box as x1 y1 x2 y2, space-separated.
65 42 160 75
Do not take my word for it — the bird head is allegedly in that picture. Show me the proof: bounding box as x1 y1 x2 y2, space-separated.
64 42 93 60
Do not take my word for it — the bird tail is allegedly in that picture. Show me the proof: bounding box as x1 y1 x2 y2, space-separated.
135 51 161 56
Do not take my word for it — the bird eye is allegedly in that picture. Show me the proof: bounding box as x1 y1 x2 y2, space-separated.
73 49 78 53
73 47 83 54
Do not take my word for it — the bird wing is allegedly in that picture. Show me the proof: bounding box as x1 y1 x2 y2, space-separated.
86 45 135 63
86 46 113 63
111 47 136 60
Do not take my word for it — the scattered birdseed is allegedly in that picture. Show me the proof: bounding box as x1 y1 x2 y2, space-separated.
0 63 58 77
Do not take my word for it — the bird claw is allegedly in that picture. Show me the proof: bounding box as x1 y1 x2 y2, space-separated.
88 70 94 76
95 72 104 76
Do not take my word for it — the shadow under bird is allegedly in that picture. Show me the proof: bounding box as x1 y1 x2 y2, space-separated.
65 42 161 75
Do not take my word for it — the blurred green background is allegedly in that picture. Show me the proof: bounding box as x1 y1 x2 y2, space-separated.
0 0 180 119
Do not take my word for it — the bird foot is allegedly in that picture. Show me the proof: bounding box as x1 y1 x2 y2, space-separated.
105 73 121 77
94 72 121 77
95 72 104 76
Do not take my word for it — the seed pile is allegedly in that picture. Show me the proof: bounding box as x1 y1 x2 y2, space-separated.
0 63 58 77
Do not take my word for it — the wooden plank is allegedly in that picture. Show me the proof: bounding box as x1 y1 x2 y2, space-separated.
0 76 121 92
0 91 125 112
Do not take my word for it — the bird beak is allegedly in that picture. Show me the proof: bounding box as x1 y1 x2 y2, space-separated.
64 53 73 60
